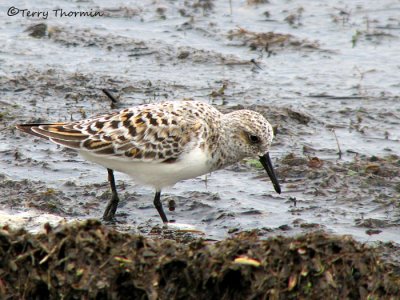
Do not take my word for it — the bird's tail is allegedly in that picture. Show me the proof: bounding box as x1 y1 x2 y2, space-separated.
16 123 61 140
16 123 90 149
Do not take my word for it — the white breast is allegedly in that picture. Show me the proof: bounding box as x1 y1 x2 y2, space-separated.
79 147 211 190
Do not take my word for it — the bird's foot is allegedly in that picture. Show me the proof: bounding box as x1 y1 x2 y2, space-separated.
102 214 117 223
102 192 119 222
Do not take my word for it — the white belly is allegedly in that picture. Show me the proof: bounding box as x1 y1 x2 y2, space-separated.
79 147 211 190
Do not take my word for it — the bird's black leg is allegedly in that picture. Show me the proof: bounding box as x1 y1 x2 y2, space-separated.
153 190 168 223
103 168 120 221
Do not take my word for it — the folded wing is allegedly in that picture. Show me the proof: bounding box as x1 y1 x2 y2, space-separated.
16 106 202 163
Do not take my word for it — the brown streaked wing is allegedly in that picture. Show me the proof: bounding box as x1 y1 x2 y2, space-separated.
18 103 204 162
16 123 65 140
49 138 83 149
32 125 88 141
16 123 89 150
82 139 113 151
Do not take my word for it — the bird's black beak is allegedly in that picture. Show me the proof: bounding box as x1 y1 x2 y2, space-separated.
259 153 281 194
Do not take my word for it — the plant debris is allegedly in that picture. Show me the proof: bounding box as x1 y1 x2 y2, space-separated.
1 220 399 299
227 27 320 52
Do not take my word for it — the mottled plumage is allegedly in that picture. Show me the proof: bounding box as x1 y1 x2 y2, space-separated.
17 100 281 222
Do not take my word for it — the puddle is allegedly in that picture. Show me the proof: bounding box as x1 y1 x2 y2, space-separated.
0 0 399 248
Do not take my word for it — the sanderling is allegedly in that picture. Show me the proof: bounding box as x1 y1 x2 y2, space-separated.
16 100 281 223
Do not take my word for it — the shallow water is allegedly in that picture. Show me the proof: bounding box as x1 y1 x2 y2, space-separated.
0 0 399 242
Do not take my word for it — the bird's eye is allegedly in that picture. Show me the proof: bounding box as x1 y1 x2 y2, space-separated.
249 134 260 144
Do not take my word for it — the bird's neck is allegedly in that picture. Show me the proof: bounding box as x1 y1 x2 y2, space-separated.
210 113 245 169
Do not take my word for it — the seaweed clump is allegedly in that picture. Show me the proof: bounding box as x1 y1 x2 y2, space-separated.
227 27 319 52
0 220 399 299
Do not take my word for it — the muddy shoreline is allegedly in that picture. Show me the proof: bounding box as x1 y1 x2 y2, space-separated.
1 0 399 238
1 220 400 299
1 0 400 297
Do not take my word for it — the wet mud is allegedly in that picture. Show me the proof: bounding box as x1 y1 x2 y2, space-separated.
1 0 400 297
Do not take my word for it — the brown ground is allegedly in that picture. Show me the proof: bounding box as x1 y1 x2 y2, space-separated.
1 220 399 299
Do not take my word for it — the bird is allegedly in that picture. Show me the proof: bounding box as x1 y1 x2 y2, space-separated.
16 100 281 223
